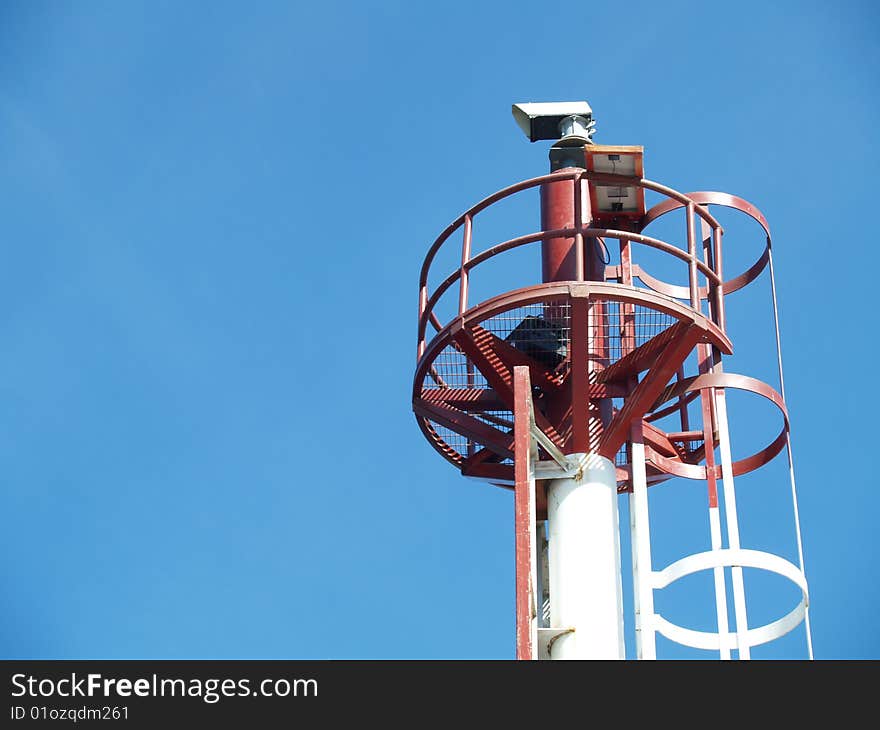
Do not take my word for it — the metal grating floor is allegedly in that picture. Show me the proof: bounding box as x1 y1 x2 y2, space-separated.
422 298 678 465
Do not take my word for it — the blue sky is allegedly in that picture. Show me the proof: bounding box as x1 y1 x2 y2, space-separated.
0 0 876 659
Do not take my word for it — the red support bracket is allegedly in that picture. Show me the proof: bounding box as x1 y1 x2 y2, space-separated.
453 326 566 450
598 325 703 460
413 398 514 460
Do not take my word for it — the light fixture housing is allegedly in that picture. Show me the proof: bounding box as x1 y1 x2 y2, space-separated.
505 315 568 368
512 101 595 143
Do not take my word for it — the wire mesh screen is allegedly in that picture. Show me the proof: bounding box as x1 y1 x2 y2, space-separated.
426 417 504 464
423 343 496 463
423 343 489 391
422 301 570 463
615 443 629 468
591 301 679 364
419 297 682 466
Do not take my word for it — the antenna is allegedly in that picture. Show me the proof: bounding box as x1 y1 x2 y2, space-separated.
412 102 812 660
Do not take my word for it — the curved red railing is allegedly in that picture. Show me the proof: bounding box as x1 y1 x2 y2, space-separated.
416 169 753 360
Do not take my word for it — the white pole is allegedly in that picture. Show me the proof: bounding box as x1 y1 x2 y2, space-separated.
547 452 624 659
630 436 657 659
708 505 732 660
713 388 751 659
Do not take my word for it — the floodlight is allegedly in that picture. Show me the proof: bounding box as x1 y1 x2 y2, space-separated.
512 101 596 144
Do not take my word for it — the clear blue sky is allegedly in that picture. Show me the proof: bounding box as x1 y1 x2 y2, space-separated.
0 0 876 659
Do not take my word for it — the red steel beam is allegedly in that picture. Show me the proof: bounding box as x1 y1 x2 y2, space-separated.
421 388 508 410
641 419 680 458
697 343 721 507
598 325 703 460
598 321 690 384
514 366 536 660
541 173 582 282
472 327 564 394
461 461 514 484
413 398 514 460
570 297 591 453
452 326 566 449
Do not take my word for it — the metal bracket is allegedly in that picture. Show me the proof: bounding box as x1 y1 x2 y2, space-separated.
538 627 575 659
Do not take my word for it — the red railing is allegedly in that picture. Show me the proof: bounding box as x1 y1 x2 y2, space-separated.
417 169 728 360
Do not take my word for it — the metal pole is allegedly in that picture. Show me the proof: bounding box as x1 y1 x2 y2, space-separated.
540 150 623 660
629 422 656 659
713 387 751 659
540 172 582 282
547 453 625 659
